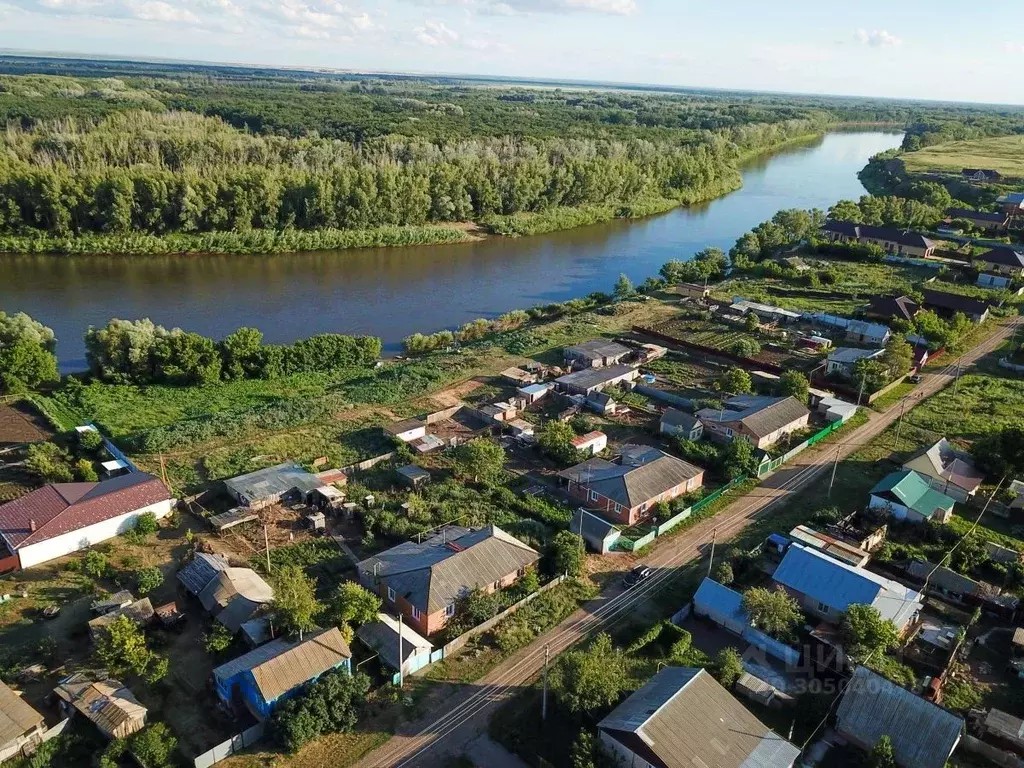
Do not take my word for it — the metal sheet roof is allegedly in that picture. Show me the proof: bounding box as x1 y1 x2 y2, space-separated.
0 680 43 747
565 340 632 361
223 462 322 503
556 364 637 391
836 666 963 768
177 553 230 596
871 470 956 518
249 627 352 702
54 674 147 740
558 449 703 509
598 667 800 768
356 613 432 672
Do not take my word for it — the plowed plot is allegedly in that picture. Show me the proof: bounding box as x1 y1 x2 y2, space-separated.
0 402 54 446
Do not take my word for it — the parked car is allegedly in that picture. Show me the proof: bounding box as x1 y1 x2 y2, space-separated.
908 374 922 384
624 566 652 587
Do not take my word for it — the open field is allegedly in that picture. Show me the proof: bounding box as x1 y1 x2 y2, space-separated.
0 401 54 446
902 135 1024 178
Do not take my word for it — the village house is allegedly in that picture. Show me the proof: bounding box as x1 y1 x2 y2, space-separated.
695 396 810 450
835 666 963 768
864 294 921 325
998 191 1024 221
554 364 639 396
904 559 1018 620
563 340 632 369
516 382 552 404
383 418 428 444
821 221 937 259
772 543 922 632
597 666 800 768
558 445 704 526
223 462 324 509
869 470 957 524
0 472 173 573
825 347 885 377
356 525 539 636
921 289 991 323
500 367 537 387
902 439 984 502
54 674 147 741
584 391 617 415
0 680 45 763
962 168 1002 183
804 311 891 346
945 207 1009 232
729 298 802 325
355 613 433 679
177 553 274 637
570 431 607 456
659 408 703 441
977 246 1024 278
670 282 711 300
212 627 352 720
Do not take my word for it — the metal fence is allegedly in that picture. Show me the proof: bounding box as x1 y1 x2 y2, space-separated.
193 723 266 768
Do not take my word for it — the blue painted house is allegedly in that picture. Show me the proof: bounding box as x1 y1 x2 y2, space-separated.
212 627 352 720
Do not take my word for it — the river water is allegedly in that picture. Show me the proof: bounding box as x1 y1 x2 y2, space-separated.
0 131 902 368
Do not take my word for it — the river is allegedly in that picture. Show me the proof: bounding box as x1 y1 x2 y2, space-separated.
0 131 902 369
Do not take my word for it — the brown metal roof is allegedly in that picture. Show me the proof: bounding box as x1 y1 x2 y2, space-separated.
0 473 170 551
54 673 147 740
0 680 43 747
250 627 352 702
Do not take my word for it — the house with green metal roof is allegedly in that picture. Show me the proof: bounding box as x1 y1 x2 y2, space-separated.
869 470 956 524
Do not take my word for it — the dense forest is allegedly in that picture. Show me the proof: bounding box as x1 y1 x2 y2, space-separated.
0 57 1022 253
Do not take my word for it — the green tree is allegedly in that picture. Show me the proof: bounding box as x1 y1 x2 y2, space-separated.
450 439 506 484
741 586 802 640
77 428 103 453
538 419 582 466
951 533 989 573
0 311 58 391
972 426 1024 479
723 438 757 479
331 582 382 632
868 735 897 768
128 723 177 768
74 457 98 482
272 565 323 638
730 338 761 358
219 326 264 379
549 531 584 577
880 334 913 379
717 367 752 395
135 567 164 595
134 511 159 536
712 561 734 586
550 633 626 713
853 357 888 393
842 604 899 662
95 614 168 682
272 670 371 753
613 273 634 300
743 312 760 332
203 623 235 654
778 370 809 402
25 442 73 482
715 647 744 688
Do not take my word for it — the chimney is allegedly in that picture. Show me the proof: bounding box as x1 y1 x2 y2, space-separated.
29 520 36 533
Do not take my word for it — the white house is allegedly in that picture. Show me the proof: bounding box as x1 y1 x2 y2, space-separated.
571 431 607 456
659 409 703 441
0 473 174 572
384 418 428 443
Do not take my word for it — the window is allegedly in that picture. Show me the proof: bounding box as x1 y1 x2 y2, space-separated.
387 586 396 602
445 603 456 618
817 602 830 614
589 489 599 503
411 605 421 620
726 428 734 438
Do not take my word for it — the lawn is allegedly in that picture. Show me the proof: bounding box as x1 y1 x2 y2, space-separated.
902 135 1024 178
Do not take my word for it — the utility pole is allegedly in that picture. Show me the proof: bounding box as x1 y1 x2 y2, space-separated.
707 528 717 577
856 372 866 407
953 357 962 396
398 612 405 688
894 399 907 449
542 644 550 721
827 447 841 499
264 523 271 574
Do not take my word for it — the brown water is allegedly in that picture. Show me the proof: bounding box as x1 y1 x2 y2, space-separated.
0 131 902 368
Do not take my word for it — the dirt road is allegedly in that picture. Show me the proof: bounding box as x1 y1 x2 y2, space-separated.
354 322 1015 768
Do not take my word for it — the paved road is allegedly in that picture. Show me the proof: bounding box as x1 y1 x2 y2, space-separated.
354 321 1015 768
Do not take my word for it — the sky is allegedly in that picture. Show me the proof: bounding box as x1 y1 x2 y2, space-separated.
2 0 1024 104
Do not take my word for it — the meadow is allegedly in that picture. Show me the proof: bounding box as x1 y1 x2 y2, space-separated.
902 135 1024 178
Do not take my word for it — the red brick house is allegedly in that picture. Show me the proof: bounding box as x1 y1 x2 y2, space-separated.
356 525 539 637
558 445 704 526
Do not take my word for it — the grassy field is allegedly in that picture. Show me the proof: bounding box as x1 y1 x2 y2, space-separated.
902 135 1024 178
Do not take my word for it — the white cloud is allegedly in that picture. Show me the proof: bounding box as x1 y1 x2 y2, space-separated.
122 0 200 23
415 19 459 45
854 28 902 48
402 0 636 16
1005 42 1024 54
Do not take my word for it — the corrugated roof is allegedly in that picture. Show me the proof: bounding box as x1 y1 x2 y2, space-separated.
569 509 619 545
980 247 1024 268
397 465 431 481
0 473 170 551
565 340 632 361
356 613 432 672
836 666 963 768
598 667 800 768
213 637 294 685
54 674 147 740
177 553 230 596
556 364 637 391
921 289 991 316
828 347 885 365
557 449 702 509
200 568 273 613
250 627 351 702
357 526 539 614
737 397 810 439
871 470 956 519
88 598 154 634
774 544 921 628
905 440 984 495
661 409 700 430
223 463 322 503
906 560 981 597
0 680 43 747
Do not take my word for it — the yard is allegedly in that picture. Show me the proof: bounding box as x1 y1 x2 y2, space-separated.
902 135 1024 178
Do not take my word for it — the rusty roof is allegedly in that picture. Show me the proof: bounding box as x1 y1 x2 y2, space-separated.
0 473 170 551
54 673 146 740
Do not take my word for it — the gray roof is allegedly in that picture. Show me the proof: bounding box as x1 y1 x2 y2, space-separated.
980 247 1024 268
565 340 631 361
397 465 431 481
773 544 921 628
357 525 539 614
558 448 703 509
556 364 637 391
214 637 294 685
384 418 425 436
697 397 810 440
828 347 884 365
570 508 620 545
198 567 274 632
661 408 700 431
356 613 432 672
906 560 981 597
0 680 43 747
177 553 230 597
836 666 963 768
598 667 800 768
223 462 322 504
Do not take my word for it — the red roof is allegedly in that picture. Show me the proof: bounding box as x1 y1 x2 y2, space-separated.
0 473 171 551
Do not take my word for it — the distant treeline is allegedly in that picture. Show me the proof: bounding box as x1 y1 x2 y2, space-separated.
84 319 381 386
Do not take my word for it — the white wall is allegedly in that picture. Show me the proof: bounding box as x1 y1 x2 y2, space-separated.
397 426 427 443
18 498 174 569
600 730 655 768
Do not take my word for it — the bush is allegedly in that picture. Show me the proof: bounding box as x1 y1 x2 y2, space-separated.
84 551 109 579
129 723 177 768
548 531 584 577
203 623 235 654
77 428 103 453
135 567 164 595
715 647 744 688
272 670 371 753
25 442 73 482
75 458 99 482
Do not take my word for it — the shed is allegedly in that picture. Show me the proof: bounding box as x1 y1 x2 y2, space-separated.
384 418 428 443
100 459 129 478
396 465 431 489
569 508 621 554
306 511 326 531
310 485 345 511
208 508 259 533
88 598 155 640
736 672 776 707
517 382 552 404
177 552 230 597
91 590 135 616
693 577 748 635
54 674 147 741
356 613 433 677
223 463 323 509
0 680 45 762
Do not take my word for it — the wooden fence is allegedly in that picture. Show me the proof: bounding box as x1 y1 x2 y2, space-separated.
339 452 396 475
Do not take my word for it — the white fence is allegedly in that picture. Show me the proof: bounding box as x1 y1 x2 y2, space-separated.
193 723 266 768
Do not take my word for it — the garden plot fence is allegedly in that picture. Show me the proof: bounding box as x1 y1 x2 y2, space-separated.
193 723 266 768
